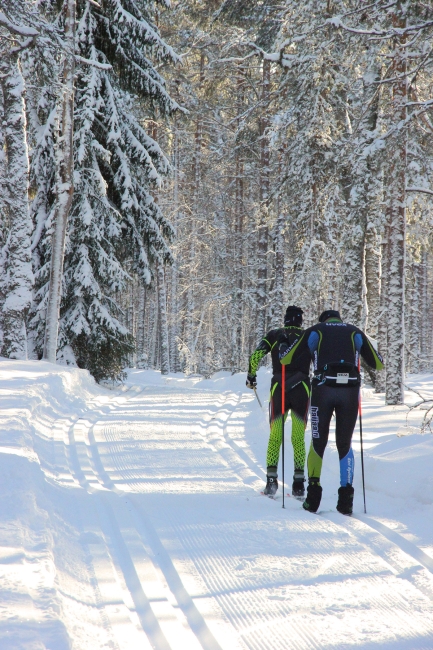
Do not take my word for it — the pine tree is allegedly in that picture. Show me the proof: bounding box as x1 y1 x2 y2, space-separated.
30 0 178 381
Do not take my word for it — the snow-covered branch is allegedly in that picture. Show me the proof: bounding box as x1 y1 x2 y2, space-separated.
0 12 39 37
75 55 112 70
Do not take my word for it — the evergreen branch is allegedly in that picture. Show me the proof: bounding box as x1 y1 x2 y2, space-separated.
76 55 112 70
0 12 39 37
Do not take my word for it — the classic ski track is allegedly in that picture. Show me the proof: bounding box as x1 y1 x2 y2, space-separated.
318 511 433 604
65 384 226 650
39 383 145 488
198 390 265 489
171 507 433 650
45 382 433 649
142 390 433 649
63 385 179 650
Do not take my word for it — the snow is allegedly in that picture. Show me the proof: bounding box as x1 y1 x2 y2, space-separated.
1 360 433 649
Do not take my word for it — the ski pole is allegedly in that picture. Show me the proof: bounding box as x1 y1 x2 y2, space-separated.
358 360 367 514
253 387 263 408
282 363 285 509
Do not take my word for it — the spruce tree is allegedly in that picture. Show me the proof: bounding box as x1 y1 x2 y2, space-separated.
31 0 177 381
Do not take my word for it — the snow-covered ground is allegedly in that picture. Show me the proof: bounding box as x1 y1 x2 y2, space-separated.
1 360 433 650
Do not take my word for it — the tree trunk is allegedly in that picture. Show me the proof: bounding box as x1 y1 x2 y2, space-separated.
0 54 33 359
342 65 381 328
157 259 170 374
364 223 381 339
137 283 146 365
43 0 76 363
256 58 270 340
234 62 245 369
420 249 429 370
407 261 420 374
385 3 407 405
170 110 180 372
375 228 388 393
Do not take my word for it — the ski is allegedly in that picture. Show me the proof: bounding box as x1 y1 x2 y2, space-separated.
260 491 279 500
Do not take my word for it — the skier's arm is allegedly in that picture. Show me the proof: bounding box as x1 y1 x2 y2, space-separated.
248 337 272 377
359 332 384 370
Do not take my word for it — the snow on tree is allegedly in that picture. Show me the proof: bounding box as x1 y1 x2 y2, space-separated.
0 5 38 359
30 0 178 381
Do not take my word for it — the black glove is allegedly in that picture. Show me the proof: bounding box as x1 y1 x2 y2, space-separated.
246 374 257 389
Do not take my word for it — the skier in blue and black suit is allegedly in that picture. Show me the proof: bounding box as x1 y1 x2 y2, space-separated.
279 309 384 515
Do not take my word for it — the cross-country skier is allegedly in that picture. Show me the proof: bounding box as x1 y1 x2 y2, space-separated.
279 309 383 514
246 306 311 497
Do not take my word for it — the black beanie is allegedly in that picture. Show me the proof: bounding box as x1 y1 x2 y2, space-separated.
319 309 341 323
284 305 303 325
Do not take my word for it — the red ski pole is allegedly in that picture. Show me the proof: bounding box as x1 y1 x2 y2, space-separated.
282 363 285 509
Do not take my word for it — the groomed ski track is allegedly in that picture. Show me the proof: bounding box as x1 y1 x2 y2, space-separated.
1 364 433 649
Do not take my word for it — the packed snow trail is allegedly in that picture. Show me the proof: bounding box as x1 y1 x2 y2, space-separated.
1 362 433 649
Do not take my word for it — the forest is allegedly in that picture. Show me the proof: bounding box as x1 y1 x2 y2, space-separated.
1 0 433 406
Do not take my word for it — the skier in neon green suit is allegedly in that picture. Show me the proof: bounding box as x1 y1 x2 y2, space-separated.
246 306 311 497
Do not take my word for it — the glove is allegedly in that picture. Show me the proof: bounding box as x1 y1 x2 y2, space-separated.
246 374 257 389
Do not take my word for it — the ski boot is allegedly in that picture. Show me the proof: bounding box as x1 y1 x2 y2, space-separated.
292 470 305 498
263 476 278 496
303 478 322 513
336 484 354 515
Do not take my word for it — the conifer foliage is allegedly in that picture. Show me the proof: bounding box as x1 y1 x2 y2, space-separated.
1 0 433 395
29 0 178 381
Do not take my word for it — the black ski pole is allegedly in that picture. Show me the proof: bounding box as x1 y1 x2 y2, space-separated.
282 363 285 509
358 373 367 514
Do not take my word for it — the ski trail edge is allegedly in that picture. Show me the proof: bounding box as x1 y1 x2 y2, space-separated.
354 514 433 575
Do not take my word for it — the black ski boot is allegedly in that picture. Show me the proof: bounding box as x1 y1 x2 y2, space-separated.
303 479 322 513
292 470 305 498
263 476 278 496
336 485 354 515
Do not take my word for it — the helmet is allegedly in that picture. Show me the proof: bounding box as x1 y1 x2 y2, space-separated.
284 305 303 325
319 309 341 323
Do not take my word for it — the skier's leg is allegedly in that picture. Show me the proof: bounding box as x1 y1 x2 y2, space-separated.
287 381 310 496
266 380 282 477
264 380 285 495
307 386 334 481
334 387 359 514
304 385 334 512
266 415 282 477
289 381 310 472
334 387 359 486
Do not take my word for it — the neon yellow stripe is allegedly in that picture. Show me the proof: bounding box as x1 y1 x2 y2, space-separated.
318 329 323 353
302 381 310 397
365 338 384 370
281 333 304 365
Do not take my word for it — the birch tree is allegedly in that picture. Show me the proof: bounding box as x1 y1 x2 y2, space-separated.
42 0 75 363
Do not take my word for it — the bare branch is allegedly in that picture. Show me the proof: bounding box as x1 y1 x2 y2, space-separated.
406 187 433 196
